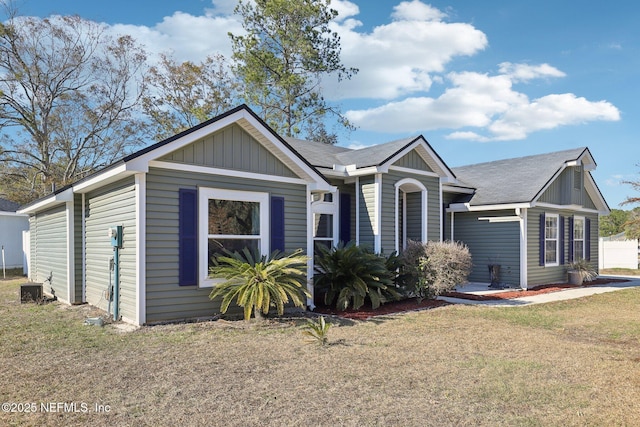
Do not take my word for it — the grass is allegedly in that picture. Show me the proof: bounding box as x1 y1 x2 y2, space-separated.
1 274 640 426
601 267 640 276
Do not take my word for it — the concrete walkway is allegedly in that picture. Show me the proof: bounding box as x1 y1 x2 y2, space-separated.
437 275 640 307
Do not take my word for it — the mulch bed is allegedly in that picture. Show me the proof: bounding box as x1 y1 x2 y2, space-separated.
314 298 450 321
314 278 631 320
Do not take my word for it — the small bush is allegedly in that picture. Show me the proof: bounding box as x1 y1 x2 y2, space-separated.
302 316 331 346
314 242 401 310
401 240 472 300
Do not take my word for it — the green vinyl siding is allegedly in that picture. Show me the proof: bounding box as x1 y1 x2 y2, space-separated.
452 210 520 286
358 176 376 250
74 194 83 302
526 207 599 287
145 167 308 324
30 204 68 301
381 170 441 254
84 178 137 322
159 123 297 178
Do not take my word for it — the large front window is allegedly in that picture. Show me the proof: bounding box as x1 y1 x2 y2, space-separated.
199 188 269 287
545 214 559 265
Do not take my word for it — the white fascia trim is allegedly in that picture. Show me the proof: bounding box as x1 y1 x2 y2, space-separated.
66 200 75 304
442 184 475 194
73 163 143 194
534 202 602 214
478 216 522 223
385 138 455 181
447 202 531 213
374 173 382 253
355 177 360 245
149 160 310 186
0 211 28 217
520 208 528 289
388 165 440 178
346 166 383 177
584 173 610 214
135 173 146 326
81 194 86 303
18 188 74 214
306 184 315 310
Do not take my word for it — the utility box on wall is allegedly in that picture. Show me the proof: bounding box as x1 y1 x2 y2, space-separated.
108 225 123 248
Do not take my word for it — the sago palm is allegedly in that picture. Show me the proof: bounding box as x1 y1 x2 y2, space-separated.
209 248 310 321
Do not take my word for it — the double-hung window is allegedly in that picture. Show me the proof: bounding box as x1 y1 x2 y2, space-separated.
544 214 559 266
573 216 585 260
198 188 269 287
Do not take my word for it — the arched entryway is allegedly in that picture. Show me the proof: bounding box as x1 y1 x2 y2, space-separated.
394 178 427 253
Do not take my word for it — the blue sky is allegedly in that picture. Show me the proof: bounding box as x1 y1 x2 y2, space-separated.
19 0 640 208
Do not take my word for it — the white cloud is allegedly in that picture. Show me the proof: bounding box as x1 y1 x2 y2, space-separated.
326 2 488 100
346 66 620 140
498 62 566 83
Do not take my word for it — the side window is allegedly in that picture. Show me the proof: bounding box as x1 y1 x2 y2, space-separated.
573 217 585 260
544 214 559 266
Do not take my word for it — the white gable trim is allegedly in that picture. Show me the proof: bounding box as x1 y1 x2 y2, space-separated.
381 137 456 181
18 188 74 214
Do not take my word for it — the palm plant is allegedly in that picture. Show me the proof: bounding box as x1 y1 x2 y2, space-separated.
301 316 331 346
209 248 310 321
314 242 400 310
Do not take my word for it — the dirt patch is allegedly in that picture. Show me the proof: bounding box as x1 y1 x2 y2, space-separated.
444 278 630 301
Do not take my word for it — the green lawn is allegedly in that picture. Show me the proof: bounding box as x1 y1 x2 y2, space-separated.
1 275 640 426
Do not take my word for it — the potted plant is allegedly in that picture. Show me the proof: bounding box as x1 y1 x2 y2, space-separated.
566 259 598 286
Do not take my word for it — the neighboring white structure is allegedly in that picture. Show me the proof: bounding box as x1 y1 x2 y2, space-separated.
0 198 29 271
599 234 639 269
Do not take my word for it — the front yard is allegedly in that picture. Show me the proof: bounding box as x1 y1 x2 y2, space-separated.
1 274 640 426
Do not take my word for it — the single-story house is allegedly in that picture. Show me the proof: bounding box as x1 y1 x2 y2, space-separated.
18 105 610 325
0 198 29 271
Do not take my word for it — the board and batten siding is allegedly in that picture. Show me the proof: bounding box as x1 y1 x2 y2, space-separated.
145 167 308 324
159 123 298 178
394 150 434 172
452 210 521 286
84 178 137 322
29 204 69 301
526 207 599 287
538 166 589 207
381 170 441 253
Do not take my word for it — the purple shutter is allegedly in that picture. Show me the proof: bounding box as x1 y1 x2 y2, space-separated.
179 188 198 286
339 193 351 244
568 216 574 262
559 216 565 265
585 217 591 261
270 196 285 254
539 213 546 266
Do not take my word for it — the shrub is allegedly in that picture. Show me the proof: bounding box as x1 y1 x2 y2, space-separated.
209 248 310 321
401 240 472 300
314 242 401 310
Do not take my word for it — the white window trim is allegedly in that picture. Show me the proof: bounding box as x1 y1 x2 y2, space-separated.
311 194 338 248
573 216 585 260
545 213 560 267
198 187 270 288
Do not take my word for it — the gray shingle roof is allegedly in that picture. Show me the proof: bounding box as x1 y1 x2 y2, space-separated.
0 198 20 212
285 136 418 169
451 147 589 206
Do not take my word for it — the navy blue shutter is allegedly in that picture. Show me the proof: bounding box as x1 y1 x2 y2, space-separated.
179 188 198 286
568 216 574 262
339 193 351 244
270 196 285 254
585 217 591 261
539 213 546 266
559 216 565 265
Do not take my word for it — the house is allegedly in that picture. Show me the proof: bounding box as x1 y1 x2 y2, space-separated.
18 105 610 325
444 148 609 288
0 198 29 271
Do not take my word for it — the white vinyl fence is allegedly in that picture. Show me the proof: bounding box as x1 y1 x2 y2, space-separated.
598 238 639 269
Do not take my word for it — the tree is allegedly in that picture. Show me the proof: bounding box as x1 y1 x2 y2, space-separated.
141 53 239 141
599 209 630 237
622 168 640 239
229 0 357 143
0 10 148 204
